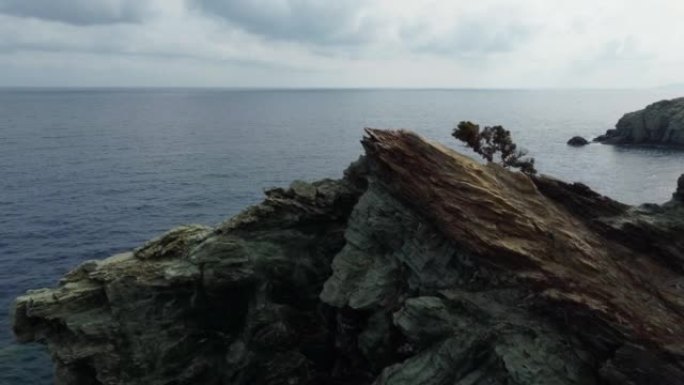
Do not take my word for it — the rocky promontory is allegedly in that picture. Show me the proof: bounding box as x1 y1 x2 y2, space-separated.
595 97 684 145
13 129 684 385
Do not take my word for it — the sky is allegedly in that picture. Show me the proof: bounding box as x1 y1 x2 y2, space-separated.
0 0 683 88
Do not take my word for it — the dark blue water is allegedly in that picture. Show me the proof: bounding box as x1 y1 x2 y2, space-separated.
1 88 683 384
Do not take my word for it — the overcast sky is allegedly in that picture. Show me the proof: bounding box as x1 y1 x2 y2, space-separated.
0 0 682 88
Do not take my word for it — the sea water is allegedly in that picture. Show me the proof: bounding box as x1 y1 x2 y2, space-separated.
1 88 683 384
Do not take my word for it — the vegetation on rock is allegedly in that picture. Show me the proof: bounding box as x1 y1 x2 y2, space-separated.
452 121 537 175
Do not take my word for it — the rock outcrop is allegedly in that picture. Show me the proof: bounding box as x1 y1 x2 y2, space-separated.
13 129 684 385
567 136 589 146
675 174 684 202
13 174 365 385
595 97 684 145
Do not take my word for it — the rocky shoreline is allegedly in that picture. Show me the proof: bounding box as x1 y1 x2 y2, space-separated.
12 129 684 385
595 97 684 145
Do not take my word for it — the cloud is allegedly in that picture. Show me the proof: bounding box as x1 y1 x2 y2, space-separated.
0 0 156 25
0 10 343 77
0 0 684 87
191 0 381 45
399 9 535 56
188 0 540 65
596 37 654 62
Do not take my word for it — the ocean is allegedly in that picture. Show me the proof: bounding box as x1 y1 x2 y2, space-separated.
1 88 683 384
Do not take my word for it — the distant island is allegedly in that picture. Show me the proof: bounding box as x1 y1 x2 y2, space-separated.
594 97 684 145
13 129 684 385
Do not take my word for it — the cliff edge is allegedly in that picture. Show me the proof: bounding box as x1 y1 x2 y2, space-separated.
13 129 684 385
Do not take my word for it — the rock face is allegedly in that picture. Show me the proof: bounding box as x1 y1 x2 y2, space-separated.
13 129 684 385
13 175 365 385
595 97 684 145
567 136 589 146
675 174 684 202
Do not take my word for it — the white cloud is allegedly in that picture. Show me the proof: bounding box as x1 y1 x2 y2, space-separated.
0 0 683 87
0 0 158 25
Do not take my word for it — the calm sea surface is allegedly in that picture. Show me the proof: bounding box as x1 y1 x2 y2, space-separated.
1 88 683 384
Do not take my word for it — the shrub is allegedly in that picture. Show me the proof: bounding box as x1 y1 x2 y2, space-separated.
452 121 537 175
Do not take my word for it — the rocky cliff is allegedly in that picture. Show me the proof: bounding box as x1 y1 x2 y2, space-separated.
595 97 684 145
13 129 684 385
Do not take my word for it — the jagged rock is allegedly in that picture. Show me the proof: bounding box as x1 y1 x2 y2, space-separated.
595 97 684 145
567 136 589 146
12 129 684 385
675 174 684 202
13 177 362 385
134 225 212 260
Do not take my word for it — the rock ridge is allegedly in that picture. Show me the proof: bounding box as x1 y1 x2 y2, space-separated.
13 129 684 385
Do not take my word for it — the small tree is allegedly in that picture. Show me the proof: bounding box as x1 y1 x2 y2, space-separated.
452 121 537 175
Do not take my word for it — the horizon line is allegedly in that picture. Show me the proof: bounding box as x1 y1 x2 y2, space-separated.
0 85 681 91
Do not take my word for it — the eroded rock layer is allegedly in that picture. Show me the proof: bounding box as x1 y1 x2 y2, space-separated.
13 129 684 385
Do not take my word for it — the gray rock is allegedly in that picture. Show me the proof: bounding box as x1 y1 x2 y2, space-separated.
322 180 596 385
675 174 684 202
596 97 684 145
134 225 212 260
13 175 363 385
12 130 684 385
567 136 589 146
